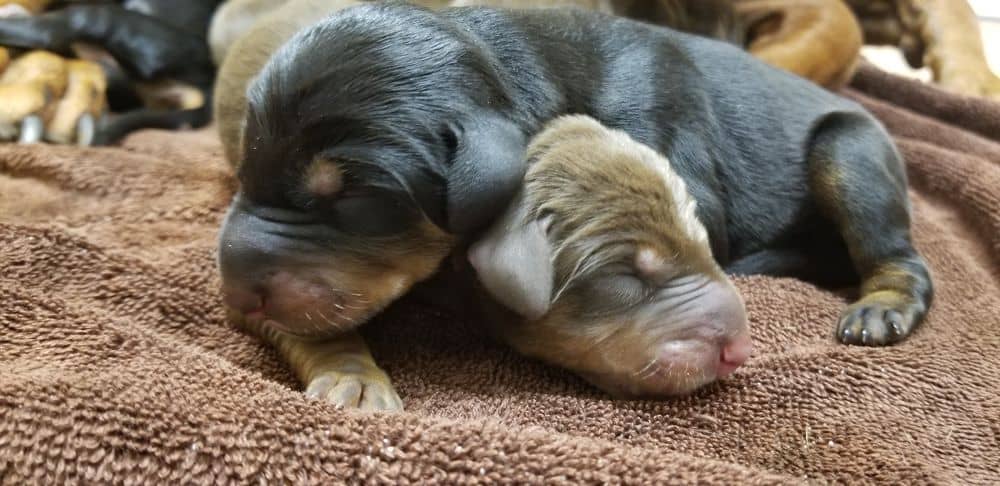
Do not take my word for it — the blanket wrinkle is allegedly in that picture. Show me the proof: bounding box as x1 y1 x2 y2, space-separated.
2 64 999 484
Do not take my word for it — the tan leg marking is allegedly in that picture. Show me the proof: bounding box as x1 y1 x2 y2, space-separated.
239 315 402 411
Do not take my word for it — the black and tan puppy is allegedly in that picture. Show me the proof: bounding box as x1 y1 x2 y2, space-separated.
469 115 753 397
217 2 932 410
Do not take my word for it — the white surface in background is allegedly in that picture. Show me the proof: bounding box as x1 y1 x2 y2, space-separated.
969 0 1000 19
862 7 1000 82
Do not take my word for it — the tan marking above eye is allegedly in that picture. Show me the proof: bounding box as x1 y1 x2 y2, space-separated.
304 157 344 197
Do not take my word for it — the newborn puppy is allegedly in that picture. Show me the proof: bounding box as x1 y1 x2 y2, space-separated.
470 115 752 397
218 3 932 410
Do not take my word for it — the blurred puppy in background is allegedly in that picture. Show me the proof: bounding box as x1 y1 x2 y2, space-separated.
845 0 1000 100
0 0 221 145
209 0 859 89
213 0 998 98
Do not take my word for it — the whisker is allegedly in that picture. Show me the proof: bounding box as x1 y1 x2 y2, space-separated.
315 310 341 330
633 358 658 378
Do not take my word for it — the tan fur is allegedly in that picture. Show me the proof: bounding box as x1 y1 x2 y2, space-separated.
735 0 862 89
479 115 737 397
208 0 287 66
0 50 67 98
0 51 68 136
847 0 1000 100
208 0 860 95
522 116 716 290
235 314 403 410
134 79 205 111
450 0 612 10
0 0 51 16
304 157 345 197
45 60 106 144
0 84 47 136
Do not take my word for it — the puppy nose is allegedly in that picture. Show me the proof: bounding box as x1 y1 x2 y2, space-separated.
717 332 753 377
221 286 265 315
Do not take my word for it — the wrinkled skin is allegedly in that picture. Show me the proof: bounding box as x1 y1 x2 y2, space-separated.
470 116 753 397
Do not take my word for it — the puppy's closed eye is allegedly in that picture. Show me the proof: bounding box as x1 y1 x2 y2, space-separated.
330 193 416 237
576 273 648 314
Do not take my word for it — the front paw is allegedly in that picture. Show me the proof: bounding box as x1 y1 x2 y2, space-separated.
836 292 923 346
304 360 403 412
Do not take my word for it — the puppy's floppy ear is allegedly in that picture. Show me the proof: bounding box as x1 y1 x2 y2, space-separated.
444 110 527 234
468 193 554 320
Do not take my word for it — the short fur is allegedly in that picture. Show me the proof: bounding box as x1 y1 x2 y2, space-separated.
217 3 933 410
468 115 748 397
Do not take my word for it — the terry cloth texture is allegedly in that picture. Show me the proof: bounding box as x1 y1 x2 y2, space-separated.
1 64 999 484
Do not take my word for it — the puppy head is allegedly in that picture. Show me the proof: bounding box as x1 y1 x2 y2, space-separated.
217 3 527 336
469 115 751 397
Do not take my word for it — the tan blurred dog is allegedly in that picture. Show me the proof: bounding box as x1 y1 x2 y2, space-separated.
210 0 853 87
212 0 998 97
847 0 1000 100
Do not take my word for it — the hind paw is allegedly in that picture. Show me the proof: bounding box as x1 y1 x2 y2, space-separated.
836 293 923 346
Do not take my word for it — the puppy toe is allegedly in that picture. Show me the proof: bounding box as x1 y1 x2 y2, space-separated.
46 60 107 145
304 364 402 412
0 83 48 142
836 294 920 346
18 115 43 144
325 379 364 408
359 382 403 412
75 113 96 147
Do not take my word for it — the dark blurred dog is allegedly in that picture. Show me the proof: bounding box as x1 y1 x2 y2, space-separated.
215 2 932 409
0 0 221 145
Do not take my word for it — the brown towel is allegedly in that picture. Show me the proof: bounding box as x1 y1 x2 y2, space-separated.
2 64 998 484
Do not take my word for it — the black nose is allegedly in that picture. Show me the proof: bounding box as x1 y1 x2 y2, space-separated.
218 201 288 284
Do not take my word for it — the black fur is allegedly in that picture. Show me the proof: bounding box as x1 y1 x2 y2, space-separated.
231 2 931 343
240 3 858 254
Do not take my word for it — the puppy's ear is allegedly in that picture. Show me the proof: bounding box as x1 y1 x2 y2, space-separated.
445 111 526 234
468 194 554 320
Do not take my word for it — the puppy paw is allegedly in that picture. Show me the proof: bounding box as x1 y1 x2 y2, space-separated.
45 60 106 146
836 293 921 346
304 361 403 412
939 68 1000 102
0 51 106 146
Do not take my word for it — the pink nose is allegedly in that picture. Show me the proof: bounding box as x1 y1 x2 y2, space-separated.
221 286 264 315
717 332 753 377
